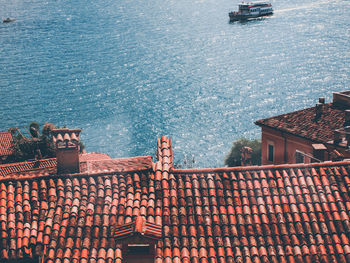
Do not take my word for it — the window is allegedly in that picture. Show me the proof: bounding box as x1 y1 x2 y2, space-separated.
125 244 155 263
295 150 305 163
1 257 39 263
115 217 161 263
268 144 274 162
127 244 151 255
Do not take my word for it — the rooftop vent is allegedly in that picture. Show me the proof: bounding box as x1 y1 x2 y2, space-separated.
315 102 323 122
52 128 81 174
333 126 350 148
115 216 162 263
344 110 350 127
333 91 350 108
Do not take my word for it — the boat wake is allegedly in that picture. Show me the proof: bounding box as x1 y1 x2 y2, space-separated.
275 0 337 14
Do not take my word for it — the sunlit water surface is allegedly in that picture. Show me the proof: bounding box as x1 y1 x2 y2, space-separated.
1 0 349 167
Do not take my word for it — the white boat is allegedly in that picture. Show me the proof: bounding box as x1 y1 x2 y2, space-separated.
229 2 273 22
3 18 16 23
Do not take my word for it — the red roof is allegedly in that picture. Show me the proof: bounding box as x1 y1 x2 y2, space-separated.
0 136 350 263
80 155 153 174
255 103 345 144
79 152 111 162
0 132 13 157
0 158 56 177
115 216 162 241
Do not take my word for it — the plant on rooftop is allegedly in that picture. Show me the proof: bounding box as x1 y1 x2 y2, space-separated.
8 122 84 163
225 138 261 167
173 154 196 169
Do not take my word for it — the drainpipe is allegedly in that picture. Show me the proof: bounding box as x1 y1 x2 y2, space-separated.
282 131 287 163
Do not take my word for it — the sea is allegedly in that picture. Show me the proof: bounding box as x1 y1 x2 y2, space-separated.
0 0 349 168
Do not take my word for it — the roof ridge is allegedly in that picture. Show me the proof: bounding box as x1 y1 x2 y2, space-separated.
0 156 154 181
171 160 350 174
82 155 153 163
0 165 154 183
0 158 57 178
156 136 173 172
255 102 332 124
0 158 56 168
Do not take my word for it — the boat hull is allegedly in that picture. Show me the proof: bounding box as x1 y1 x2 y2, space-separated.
229 11 273 22
3 18 16 23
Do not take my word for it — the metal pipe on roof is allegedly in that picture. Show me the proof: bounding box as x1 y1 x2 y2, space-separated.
295 150 321 163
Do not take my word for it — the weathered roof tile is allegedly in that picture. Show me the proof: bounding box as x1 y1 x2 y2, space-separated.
1 137 350 262
255 103 345 144
0 131 14 157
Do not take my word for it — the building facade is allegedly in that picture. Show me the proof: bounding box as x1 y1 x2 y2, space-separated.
256 91 350 165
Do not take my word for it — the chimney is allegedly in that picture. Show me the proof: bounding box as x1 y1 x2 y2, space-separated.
52 128 81 174
333 91 350 108
319 97 325 104
334 130 341 146
312 144 327 162
314 102 323 121
346 126 350 147
344 110 350 127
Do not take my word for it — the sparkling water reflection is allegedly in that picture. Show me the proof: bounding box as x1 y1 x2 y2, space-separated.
0 0 349 167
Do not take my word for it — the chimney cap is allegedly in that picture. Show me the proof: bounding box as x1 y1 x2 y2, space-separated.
312 143 327 150
56 133 63 143
52 128 81 148
53 128 82 174
63 133 71 142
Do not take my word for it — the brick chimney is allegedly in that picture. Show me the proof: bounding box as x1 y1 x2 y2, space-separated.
344 110 350 127
314 102 323 122
52 128 81 174
312 144 327 162
346 126 350 147
333 91 350 108
334 130 341 146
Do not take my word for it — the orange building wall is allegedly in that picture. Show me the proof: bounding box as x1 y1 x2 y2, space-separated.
260 126 350 165
261 127 320 165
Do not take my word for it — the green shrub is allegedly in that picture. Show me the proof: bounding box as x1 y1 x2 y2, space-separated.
225 138 261 167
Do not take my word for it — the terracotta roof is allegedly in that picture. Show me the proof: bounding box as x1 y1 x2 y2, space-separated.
0 155 152 182
115 216 162 241
80 156 153 174
51 129 81 145
1 136 350 263
79 152 111 162
0 158 56 177
255 103 345 143
0 132 13 157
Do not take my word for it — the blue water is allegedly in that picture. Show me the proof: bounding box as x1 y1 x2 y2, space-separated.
0 0 349 167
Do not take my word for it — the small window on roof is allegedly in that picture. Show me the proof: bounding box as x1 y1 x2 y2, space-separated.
125 244 155 263
2 257 40 263
115 217 161 263
127 244 151 255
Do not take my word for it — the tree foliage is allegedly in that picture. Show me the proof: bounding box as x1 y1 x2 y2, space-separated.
9 122 57 162
225 138 261 167
8 122 84 163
